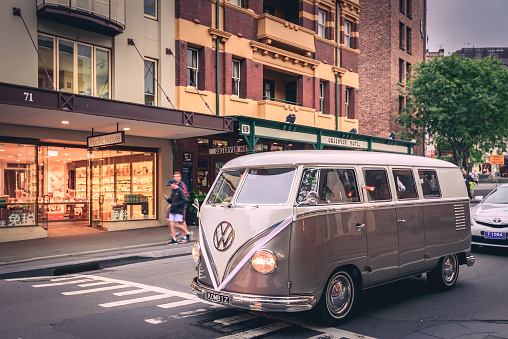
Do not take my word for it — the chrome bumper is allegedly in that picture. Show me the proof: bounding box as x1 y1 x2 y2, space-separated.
466 255 475 267
191 278 316 312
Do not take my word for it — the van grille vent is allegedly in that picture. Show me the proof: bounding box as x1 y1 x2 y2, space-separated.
454 204 466 231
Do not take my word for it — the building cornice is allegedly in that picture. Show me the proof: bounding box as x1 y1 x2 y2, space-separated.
250 41 320 70
208 28 232 43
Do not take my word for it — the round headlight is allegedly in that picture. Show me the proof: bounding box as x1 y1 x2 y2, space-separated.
251 249 277 274
192 241 200 263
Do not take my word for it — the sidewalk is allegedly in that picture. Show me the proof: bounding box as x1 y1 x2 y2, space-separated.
0 224 197 279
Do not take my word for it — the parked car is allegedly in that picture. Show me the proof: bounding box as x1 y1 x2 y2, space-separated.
471 184 508 248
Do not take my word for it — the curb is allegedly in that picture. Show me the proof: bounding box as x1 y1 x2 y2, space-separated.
0 244 193 280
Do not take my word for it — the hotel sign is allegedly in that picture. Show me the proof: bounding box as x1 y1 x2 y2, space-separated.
87 131 125 148
321 136 368 149
209 145 249 155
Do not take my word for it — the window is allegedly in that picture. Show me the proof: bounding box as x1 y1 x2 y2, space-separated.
399 0 405 13
399 58 405 83
263 4 274 15
392 169 418 200
263 80 274 100
207 169 244 205
38 34 111 98
236 168 296 205
418 170 441 198
344 20 352 48
363 169 391 202
406 0 412 18
144 58 157 105
187 48 199 88
296 168 360 204
232 59 241 97
319 82 325 113
406 26 412 54
345 88 353 119
399 96 405 114
144 0 156 19
318 10 326 38
399 22 405 50
406 62 412 81
230 0 242 7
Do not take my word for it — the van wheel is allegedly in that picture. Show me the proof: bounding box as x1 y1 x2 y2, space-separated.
316 270 357 325
427 254 459 291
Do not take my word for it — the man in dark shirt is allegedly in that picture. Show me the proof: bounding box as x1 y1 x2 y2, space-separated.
164 179 189 244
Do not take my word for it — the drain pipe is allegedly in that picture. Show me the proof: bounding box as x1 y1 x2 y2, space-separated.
334 1 339 131
215 0 220 115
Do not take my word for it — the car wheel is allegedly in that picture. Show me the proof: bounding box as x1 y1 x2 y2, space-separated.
427 254 459 291
316 269 357 325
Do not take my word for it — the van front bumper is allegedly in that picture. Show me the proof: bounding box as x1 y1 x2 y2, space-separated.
191 278 316 312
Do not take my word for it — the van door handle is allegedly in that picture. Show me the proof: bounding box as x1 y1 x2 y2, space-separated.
355 223 365 230
398 219 407 223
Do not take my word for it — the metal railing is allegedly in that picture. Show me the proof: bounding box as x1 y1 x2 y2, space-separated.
263 96 302 106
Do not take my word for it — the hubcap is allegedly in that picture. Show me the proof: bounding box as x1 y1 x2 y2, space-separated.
443 255 457 283
328 274 352 316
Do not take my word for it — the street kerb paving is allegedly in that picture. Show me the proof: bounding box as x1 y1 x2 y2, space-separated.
0 225 197 279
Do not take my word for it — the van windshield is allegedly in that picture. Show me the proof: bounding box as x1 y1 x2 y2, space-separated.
207 169 244 205
236 167 296 205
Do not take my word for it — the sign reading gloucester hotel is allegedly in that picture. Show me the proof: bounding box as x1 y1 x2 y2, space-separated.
87 131 125 148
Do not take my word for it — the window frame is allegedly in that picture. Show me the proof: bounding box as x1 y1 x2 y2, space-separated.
319 82 325 113
399 22 405 50
406 26 412 54
392 168 418 200
143 57 157 106
406 0 412 19
318 9 327 38
399 58 405 83
345 87 353 119
344 20 352 48
399 0 405 14
187 48 199 88
363 168 392 202
418 169 442 199
263 79 275 100
144 0 157 20
232 59 241 97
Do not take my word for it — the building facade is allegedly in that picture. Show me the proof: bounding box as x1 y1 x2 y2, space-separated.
455 47 508 68
358 0 427 138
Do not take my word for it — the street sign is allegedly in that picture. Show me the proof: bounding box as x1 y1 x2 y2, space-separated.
490 155 505 165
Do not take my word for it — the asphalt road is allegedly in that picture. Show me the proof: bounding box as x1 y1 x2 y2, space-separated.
2 247 508 339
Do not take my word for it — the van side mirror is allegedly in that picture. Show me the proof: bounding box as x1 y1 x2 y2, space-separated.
299 191 319 206
473 196 483 202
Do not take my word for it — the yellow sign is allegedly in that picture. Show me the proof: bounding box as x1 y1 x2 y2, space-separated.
490 155 505 165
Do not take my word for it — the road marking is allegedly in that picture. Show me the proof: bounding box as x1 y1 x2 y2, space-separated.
113 289 149 296
63 285 131 295
32 279 92 287
99 293 175 307
213 314 258 326
217 322 291 339
78 281 116 287
157 299 198 309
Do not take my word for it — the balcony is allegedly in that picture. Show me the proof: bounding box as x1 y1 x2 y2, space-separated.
37 0 125 37
256 14 315 56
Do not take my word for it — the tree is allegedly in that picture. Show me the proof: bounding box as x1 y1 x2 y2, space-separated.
396 54 508 169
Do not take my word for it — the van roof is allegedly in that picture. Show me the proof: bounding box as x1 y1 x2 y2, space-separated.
222 150 458 169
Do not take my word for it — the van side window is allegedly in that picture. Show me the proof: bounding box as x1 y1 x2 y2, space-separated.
363 169 391 202
392 169 418 200
297 168 319 203
319 169 360 204
418 170 441 198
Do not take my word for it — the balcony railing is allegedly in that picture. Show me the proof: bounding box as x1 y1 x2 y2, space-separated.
256 14 315 56
263 96 302 106
37 0 125 36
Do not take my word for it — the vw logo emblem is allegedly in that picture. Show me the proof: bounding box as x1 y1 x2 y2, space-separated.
493 218 502 223
213 221 235 251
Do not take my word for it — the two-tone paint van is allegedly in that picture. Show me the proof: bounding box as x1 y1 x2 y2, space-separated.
190 150 475 324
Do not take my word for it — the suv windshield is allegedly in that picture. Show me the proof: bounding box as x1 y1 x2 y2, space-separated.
207 169 244 205
483 187 508 204
236 167 296 205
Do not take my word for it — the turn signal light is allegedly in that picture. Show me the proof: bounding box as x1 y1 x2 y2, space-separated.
251 249 277 274
192 242 200 263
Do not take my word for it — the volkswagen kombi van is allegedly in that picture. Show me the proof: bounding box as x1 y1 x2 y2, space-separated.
190 150 475 324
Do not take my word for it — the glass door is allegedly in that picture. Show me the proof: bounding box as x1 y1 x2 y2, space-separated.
89 148 114 228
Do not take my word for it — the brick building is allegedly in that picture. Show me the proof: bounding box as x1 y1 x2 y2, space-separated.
456 47 508 67
358 0 427 138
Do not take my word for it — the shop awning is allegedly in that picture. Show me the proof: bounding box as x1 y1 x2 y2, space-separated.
0 82 233 140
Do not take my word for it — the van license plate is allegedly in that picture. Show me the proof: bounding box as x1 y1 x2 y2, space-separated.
484 232 506 239
205 291 230 304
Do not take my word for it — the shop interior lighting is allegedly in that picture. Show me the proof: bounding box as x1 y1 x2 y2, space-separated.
0 143 5 152
123 127 130 131
62 121 69 124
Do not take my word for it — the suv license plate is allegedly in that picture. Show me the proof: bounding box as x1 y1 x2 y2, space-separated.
205 291 230 304
484 232 506 239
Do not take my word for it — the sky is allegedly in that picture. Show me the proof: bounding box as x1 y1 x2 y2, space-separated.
427 0 508 55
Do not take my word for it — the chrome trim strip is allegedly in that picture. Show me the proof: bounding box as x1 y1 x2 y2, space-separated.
296 206 364 219
191 278 316 312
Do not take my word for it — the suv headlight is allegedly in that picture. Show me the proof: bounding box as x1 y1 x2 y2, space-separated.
251 249 277 274
192 242 200 263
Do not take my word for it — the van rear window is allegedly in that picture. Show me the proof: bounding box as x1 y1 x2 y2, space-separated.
418 170 441 198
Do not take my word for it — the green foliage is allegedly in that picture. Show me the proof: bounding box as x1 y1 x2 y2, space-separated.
396 54 508 169
187 190 207 213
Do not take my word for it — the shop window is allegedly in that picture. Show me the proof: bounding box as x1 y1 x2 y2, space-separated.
144 0 157 19
144 57 157 106
198 138 209 149
0 143 37 227
213 140 228 148
37 33 111 98
197 158 209 188
187 48 199 88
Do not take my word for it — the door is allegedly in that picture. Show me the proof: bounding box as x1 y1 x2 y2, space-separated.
285 81 297 104
392 168 425 275
89 148 114 228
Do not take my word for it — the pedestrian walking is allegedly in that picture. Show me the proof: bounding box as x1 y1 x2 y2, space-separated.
462 169 473 200
173 171 193 241
164 179 189 244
